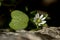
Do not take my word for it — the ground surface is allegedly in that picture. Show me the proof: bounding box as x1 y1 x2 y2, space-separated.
0 27 60 40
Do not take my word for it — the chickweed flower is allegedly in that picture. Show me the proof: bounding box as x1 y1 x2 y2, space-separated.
33 13 46 28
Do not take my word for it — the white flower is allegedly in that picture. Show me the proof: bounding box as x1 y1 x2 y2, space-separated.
33 13 46 26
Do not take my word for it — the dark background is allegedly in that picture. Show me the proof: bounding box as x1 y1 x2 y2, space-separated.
0 0 60 29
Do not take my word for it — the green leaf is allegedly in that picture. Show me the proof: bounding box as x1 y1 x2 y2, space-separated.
30 10 37 15
25 6 28 12
42 24 48 27
0 2 1 6
9 10 29 30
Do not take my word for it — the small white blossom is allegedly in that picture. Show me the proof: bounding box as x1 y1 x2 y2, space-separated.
33 13 46 26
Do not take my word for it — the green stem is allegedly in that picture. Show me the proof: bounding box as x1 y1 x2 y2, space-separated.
37 25 39 29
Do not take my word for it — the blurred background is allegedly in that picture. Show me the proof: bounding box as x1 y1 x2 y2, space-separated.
0 0 60 30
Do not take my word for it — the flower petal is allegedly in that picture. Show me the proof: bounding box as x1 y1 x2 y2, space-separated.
40 14 43 19
34 17 36 20
38 23 41 26
35 13 39 18
40 21 46 24
41 17 46 20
